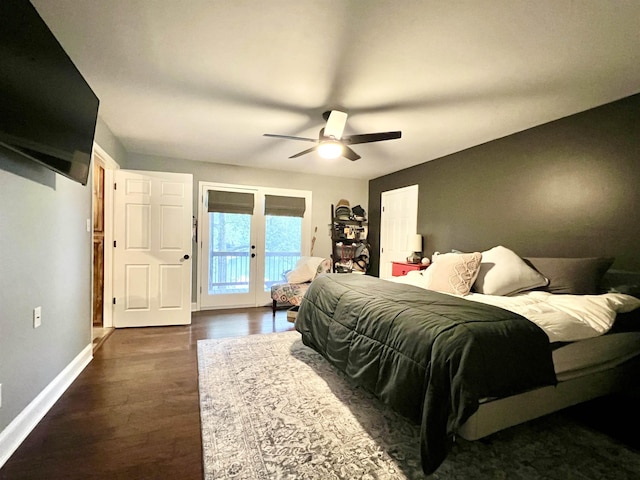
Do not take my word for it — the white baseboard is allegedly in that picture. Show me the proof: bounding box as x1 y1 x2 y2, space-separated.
191 302 198 312
0 343 93 469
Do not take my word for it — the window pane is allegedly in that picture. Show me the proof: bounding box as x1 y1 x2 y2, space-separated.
208 212 251 295
264 215 302 291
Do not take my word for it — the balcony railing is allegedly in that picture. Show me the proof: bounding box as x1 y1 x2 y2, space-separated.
209 251 301 294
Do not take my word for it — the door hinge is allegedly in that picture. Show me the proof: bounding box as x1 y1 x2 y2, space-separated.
113 297 116 305
114 182 117 190
113 240 117 248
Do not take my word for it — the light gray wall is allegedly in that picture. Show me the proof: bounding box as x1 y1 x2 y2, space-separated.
94 116 127 165
0 147 92 432
126 153 369 301
0 116 125 437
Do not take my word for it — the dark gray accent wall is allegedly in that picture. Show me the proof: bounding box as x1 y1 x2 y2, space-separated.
368 94 640 276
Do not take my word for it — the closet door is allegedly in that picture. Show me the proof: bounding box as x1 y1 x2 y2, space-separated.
379 185 418 279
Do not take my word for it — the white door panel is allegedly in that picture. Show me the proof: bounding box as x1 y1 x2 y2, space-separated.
379 185 419 279
114 170 193 327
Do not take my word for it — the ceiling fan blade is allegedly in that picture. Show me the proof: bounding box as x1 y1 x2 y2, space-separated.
289 146 318 159
342 131 402 145
342 146 361 161
263 133 318 143
324 110 348 140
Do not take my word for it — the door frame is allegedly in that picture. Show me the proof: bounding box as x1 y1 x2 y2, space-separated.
196 181 312 311
91 143 119 330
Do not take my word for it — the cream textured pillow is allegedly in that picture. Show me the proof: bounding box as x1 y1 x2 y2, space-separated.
286 256 325 284
474 246 548 296
423 252 483 296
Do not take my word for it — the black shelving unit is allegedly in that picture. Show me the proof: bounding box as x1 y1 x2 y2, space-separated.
330 204 369 273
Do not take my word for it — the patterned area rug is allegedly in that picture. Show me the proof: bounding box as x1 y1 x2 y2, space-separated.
197 331 640 479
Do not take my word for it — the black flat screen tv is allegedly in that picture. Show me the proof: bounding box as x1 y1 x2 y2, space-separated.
0 0 99 186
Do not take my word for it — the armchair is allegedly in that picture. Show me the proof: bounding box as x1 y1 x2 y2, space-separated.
270 257 332 316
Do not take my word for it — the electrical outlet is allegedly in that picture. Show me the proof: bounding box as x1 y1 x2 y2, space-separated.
33 306 42 328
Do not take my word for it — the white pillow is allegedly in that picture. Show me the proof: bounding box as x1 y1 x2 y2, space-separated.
285 256 325 284
473 245 548 296
423 252 483 296
605 292 640 313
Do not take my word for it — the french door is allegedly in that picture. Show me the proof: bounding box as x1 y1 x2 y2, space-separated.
198 183 312 309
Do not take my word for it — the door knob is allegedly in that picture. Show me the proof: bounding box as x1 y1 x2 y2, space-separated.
183 254 190 260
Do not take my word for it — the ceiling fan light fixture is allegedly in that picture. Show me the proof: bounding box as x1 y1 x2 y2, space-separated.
264 110 401 161
317 140 343 159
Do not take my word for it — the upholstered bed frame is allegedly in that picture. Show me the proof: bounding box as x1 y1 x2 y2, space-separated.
458 268 640 440
458 340 640 440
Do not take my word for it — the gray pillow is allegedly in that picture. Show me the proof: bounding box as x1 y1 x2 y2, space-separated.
600 270 640 298
523 257 614 295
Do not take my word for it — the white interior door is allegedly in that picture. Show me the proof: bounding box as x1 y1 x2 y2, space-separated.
113 170 193 327
379 185 419 278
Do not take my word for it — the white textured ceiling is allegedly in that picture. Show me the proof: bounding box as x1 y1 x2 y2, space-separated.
32 0 640 180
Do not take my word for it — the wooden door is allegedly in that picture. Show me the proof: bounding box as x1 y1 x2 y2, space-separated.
92 162 105 326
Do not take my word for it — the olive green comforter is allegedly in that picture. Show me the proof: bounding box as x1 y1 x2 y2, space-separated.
295 274 557 475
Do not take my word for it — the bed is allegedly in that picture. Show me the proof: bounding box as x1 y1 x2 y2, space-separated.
294 247 640 475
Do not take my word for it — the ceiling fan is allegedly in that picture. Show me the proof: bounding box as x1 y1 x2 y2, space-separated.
263 110 402 161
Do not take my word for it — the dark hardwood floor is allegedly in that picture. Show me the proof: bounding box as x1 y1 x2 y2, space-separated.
0 307 294 480
2 307 638 479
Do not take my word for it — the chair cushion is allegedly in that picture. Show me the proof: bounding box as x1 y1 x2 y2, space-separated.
271 282 311 306
272 257 332 307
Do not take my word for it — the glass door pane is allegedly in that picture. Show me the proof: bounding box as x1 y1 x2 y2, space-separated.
263 215 302 293
200 187 258 309
208 212 251 295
